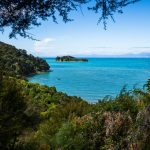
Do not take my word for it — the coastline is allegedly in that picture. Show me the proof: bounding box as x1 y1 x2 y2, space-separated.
28 58 150 102
26 70 52 78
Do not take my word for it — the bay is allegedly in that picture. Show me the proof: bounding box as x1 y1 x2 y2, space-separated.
28 58 150 102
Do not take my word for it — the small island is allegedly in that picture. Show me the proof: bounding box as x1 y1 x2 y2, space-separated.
56 56 88 62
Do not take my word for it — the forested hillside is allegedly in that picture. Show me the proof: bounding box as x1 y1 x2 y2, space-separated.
0 41 50 76
0 75 150 150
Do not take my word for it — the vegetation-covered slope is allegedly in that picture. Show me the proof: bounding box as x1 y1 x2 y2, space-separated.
1 75 150 150
0 41 50 76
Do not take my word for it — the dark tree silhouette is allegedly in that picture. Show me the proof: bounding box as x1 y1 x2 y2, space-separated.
0 75 27 149
0 0 140 39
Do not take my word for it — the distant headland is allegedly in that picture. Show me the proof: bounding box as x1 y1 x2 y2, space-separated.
56 56 88 62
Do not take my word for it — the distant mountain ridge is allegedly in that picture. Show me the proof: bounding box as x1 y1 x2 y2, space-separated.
74 52 150 58
122 52 150 58
0 41 50 77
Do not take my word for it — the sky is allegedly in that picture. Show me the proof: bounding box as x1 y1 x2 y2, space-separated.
0 0 150 57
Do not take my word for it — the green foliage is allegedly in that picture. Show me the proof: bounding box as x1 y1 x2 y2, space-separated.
0 41 50 77
55 122 85 150
0 0 139 39
0 76 27 149
95 87 139 120
1 69 150 149
133 79 150 106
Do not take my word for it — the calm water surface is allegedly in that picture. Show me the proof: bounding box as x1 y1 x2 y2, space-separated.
28 58 150 102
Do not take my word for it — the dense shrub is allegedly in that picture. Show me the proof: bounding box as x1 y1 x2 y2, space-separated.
0 74 150 149
0 76 27 149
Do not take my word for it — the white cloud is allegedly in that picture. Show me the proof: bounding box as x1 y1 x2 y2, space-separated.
34 38 55 51
32 36 150 57
84 46 150 56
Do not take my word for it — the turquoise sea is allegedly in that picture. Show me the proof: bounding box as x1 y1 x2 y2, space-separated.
28 58 150 102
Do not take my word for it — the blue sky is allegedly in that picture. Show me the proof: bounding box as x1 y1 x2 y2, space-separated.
0 0 150 57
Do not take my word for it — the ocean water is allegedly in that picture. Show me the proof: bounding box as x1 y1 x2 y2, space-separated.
28 58 150 102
